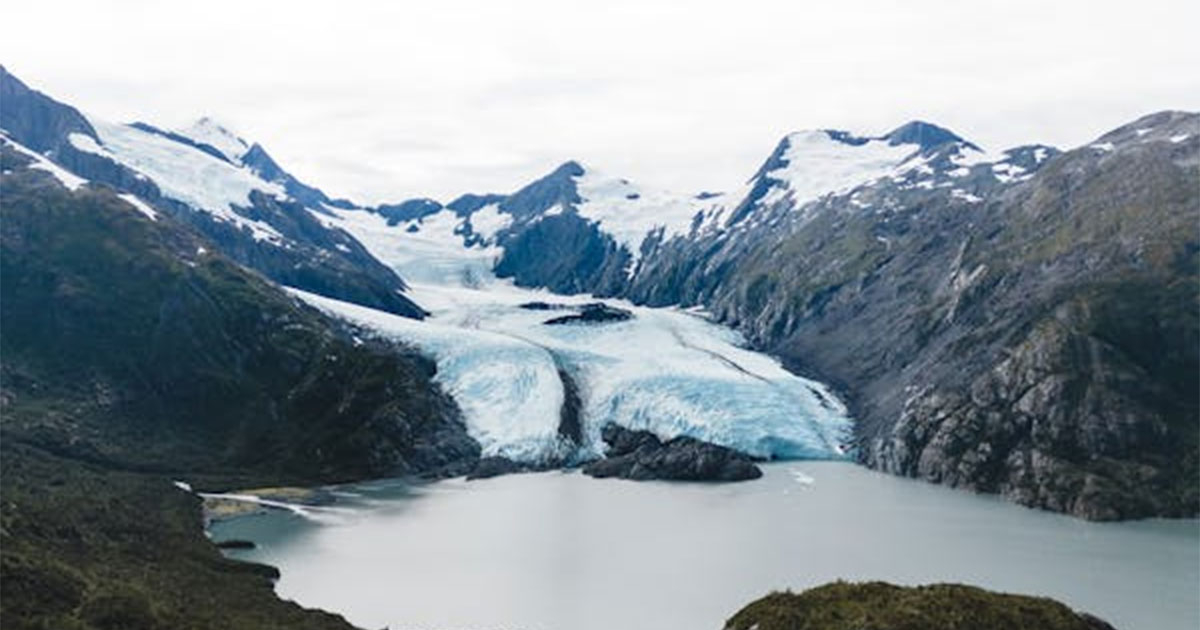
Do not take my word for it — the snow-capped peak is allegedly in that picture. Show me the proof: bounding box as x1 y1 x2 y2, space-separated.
571 164 726 258
750 128 927 211
175 116 250 164
72 114 287 243
719 121 996 226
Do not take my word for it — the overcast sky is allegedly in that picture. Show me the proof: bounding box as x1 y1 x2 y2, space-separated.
3 1 1198 203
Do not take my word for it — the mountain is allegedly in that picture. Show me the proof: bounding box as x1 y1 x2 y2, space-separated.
350 113 1198 520
0 135 479 629
0 66 425 319
0 132 479 482
3 61 1194 522
635 114 1197 519
342 159 732 295
370 121 1042 297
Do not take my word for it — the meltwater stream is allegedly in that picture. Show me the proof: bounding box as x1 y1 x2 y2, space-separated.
212 463 1199 630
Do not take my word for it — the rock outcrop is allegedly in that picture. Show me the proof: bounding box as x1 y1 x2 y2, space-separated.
543 303 633 325
582 424 762 481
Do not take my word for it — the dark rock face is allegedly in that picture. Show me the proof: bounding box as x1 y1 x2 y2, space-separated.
583 424 762 482
241 142 355 210
447 192 507 216
376 198 444 225
517 301 565 311
215 539 257 550
543 303 633 325
466 456 531 480
622 112 1200 519
555 363 584 444
499 160 584 219
494 211 632 296
0 65 98 154
883 120 980 152
484 111 1199 519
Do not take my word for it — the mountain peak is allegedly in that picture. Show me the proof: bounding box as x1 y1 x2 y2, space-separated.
499 160 585 218
175 116 249 163
549 160 586 179
883 120 977 152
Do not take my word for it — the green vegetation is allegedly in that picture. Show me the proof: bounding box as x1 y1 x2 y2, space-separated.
0 443 356 630
0 157 476 628
725 582 1115 630
0 158 474 483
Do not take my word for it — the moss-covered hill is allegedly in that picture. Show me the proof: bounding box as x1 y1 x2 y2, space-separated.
0 141 478 629
725 582 1116 630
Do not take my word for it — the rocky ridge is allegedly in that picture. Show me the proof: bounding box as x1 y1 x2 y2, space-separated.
397 113 1199 519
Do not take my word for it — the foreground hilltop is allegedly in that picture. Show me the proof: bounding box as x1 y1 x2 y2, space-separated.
727 582 1116 630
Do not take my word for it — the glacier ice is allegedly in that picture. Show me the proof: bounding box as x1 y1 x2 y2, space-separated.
72 118 287 243
301 206 853 465
292 289 572 464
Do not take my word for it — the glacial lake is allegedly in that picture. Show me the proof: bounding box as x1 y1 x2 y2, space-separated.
211 462 1199 630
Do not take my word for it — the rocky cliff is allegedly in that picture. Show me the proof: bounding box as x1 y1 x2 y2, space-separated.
632 113 1199 519
484 113 1200 519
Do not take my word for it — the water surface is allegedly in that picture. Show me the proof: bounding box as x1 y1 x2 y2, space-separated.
212 463 1199 630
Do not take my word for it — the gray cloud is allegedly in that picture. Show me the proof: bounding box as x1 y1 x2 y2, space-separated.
2 0 1197 204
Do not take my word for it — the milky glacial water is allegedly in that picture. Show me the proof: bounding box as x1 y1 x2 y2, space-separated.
211 463 1199 630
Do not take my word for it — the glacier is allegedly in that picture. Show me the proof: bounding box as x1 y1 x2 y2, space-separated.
295 206 853 465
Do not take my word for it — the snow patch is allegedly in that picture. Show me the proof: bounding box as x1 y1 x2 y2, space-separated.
75 117 286 243
951 145 1004 167
951 189 982 204
759 131 923 210
175 117 250 164
991 162 1029 184
118 193 158 220
328 207 500 288
3 135 87 190
574 166 720 260
466 203 512 242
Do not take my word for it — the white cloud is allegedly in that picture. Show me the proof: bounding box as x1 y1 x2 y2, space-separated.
2 0 1197 203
